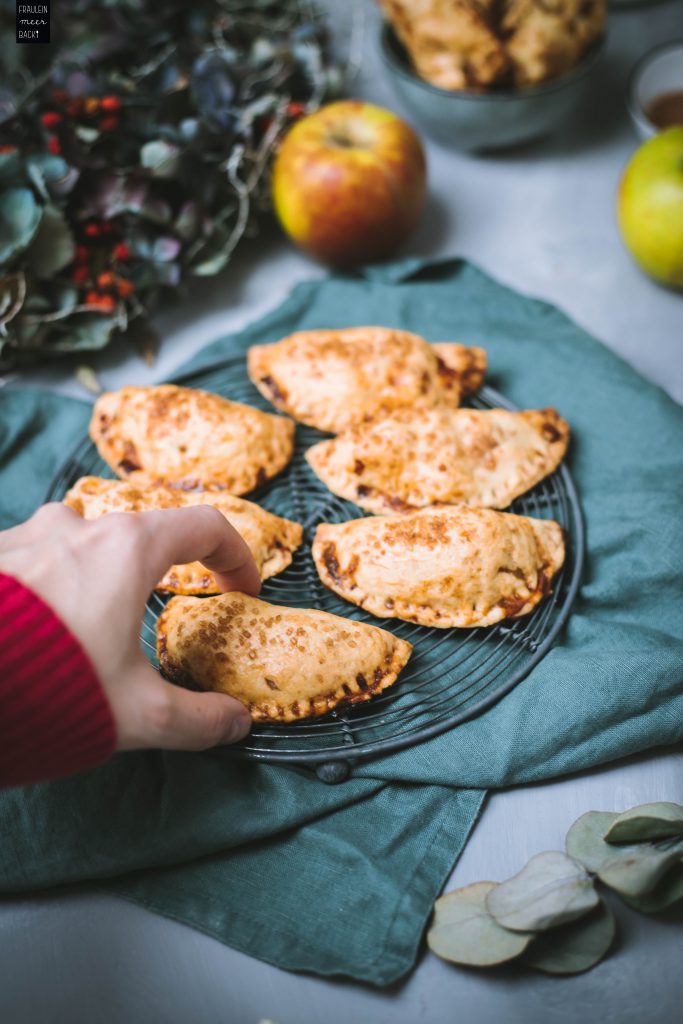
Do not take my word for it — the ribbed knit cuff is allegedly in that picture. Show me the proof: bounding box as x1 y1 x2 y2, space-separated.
0 573 116 788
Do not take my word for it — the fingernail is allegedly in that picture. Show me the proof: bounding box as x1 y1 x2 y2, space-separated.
225 711 251 744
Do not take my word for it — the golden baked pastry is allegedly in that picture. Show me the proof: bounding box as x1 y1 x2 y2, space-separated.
157 592 412 721
90 385 294 494
432 342 487 397
379 0 508 91
306 406 569 513
379 0 605 90
313 506 565 628
64 477 302 593
502 0 606 88
247 328 486 434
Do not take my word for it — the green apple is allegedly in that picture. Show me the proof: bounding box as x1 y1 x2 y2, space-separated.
617 127 683 289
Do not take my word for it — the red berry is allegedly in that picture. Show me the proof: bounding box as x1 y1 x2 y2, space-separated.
66 98 83 118
47 136 61 155
286 101 305 118
51 89 68 106
113 243 131 261
99 116 119 132
84 222 102 238
100 222 114 235
75 245 90 263
116 277 135 298
41 111 62 129
97 271 116 289
72 265 89 285
84 97 101 117
85 291 116 313
101 96 121 112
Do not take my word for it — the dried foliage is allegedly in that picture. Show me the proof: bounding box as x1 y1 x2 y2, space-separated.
0 0 341 366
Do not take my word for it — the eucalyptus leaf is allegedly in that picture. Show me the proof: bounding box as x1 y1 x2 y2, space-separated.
486 852 598 932
0 188 42 263
0 149 22 187
48 313 117 353
604 803 683 844
521 898 615 975
28 205 75 278
27 155 79 199
598 840 683 898
140 140 180 178
620 865 683 913
566 811 683 898
566 811 619 871
428 882 533 968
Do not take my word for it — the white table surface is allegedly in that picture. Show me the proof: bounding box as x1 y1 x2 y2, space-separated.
2 3 682 1022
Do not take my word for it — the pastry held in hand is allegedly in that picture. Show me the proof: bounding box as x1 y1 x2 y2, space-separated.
90 385 294 494
64 477 302 593
247 327 486 434
306 406 568 513
156 593 412 722
313 506 565 628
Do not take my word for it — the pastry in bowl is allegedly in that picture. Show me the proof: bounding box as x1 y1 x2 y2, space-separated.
248 327 486 434
378 0 606 91
64 476 302 593
90 384 294 494
157 593 412 722
313 506 565 628
306 406 569 514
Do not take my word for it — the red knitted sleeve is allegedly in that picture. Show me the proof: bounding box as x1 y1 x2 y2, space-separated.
0 573 116 788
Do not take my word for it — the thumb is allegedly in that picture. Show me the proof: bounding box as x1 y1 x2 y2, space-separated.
113 661 252 752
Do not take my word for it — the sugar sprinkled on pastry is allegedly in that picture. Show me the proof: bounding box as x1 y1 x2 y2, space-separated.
157 593 412 722
306 406 569 513
90 384 294 494
313 505 565 628
248 327 486 434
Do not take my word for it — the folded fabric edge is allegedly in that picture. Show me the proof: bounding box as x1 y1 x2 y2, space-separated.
99 787 487 987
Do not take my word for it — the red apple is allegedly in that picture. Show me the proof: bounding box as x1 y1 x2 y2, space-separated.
272 100 427 266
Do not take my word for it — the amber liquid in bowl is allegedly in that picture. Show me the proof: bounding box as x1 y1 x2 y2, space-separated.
646 91 683 130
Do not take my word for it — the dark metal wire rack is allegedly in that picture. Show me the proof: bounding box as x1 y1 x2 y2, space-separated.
46 353 585 783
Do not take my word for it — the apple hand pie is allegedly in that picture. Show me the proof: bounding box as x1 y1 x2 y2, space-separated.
64 477 303 593
306 406 569 513
312 506 565 628
431 342 486 398
157 593 412 722
90 385 295 494
247 327 486 434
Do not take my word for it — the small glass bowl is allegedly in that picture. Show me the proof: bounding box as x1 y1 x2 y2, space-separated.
627 40 683 140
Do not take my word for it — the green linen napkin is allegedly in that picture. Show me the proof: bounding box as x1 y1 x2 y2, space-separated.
1 258 681 986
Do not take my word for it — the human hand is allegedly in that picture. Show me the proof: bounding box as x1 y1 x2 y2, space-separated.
0 503 261 751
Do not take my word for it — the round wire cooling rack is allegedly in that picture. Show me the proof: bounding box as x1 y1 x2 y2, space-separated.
46 353 585 783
